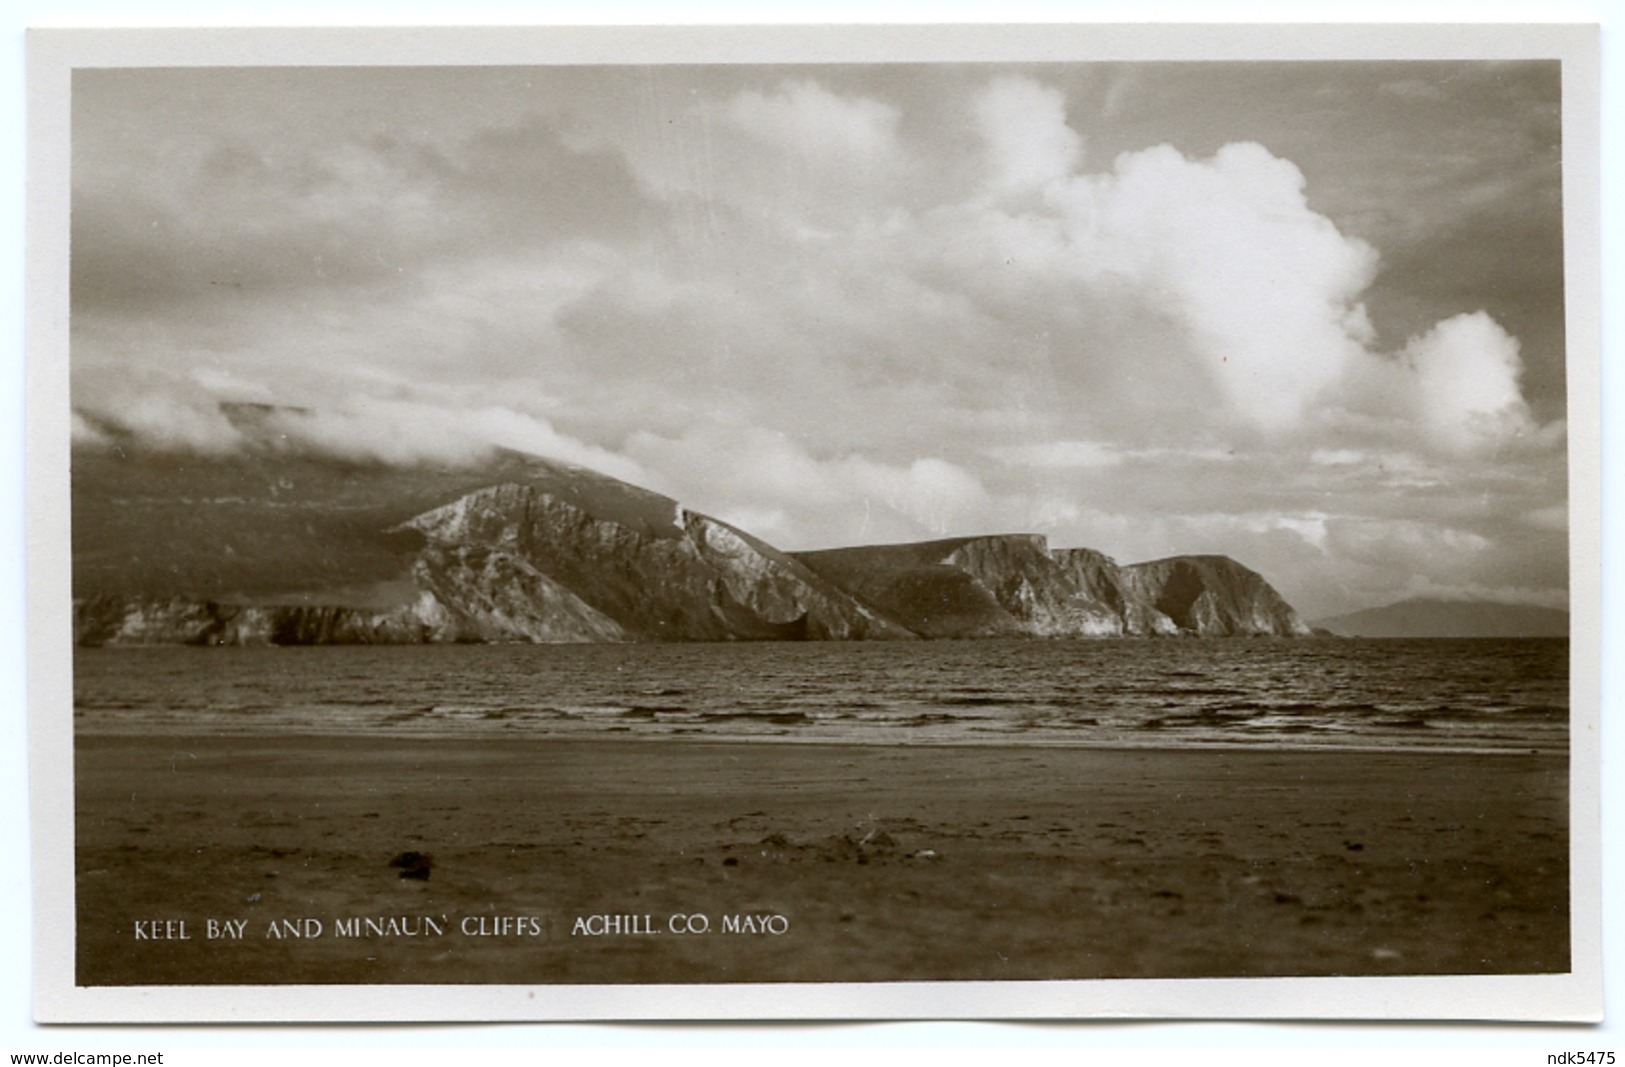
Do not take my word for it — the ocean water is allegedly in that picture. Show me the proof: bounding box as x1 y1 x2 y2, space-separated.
72 638 1569 754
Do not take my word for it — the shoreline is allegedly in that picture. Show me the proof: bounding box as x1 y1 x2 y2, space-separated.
75 733 1570 986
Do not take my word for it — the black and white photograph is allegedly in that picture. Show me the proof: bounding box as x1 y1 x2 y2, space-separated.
24 21 1602 1025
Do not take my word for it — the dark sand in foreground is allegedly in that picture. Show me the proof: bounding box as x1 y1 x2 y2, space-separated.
75 735 1569 985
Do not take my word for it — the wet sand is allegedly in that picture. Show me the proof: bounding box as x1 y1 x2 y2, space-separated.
74 734 1569 986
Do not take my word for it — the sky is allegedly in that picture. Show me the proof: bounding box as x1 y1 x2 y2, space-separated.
68 60 1570 619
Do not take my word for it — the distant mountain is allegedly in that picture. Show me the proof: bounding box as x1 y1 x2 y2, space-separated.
1311 598 1569 638
71 434 1312 646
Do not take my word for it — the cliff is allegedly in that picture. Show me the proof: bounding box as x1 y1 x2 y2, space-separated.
71 443 1309 645
795 536 1310 639
72 592 464 647
400 483 910 642
1118 555 1314 637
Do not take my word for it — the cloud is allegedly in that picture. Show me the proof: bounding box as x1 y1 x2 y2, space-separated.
259 402 655 481
78 71 1557 467
1400 311 1541 454
939 132 1385 436
623 423 996 549
941 88 1560 463
1523 506 1567 533
74 379 653 484
70 412 113 447
584 77 906 238
990 440 1124 470
1090 142 1380 431
73 373 248 454
974 76 1083 193
725 79 901 168
72 116 653 323
1319 513 1567 610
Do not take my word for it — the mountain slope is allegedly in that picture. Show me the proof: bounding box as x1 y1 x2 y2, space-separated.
1311 599 1569 638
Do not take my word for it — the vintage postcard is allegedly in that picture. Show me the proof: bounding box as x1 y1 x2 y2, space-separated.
26 23 1602 1022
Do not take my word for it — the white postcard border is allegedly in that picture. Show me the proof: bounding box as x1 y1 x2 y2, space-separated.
25 21 1603 1024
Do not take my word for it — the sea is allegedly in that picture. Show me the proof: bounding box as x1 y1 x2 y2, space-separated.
73 638 1569 754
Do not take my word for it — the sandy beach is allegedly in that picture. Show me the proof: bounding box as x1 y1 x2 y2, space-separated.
74 734 1569 986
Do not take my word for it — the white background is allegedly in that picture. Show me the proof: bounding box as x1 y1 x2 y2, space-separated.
3 1 1619 1062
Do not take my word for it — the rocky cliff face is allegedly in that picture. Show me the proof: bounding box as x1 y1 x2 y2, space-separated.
73 477 914 645
71 444 1309 645
943 537 1130 636
1118 555 1313 637
795 536 1310 639
71 592 458 647
400 483 911 642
